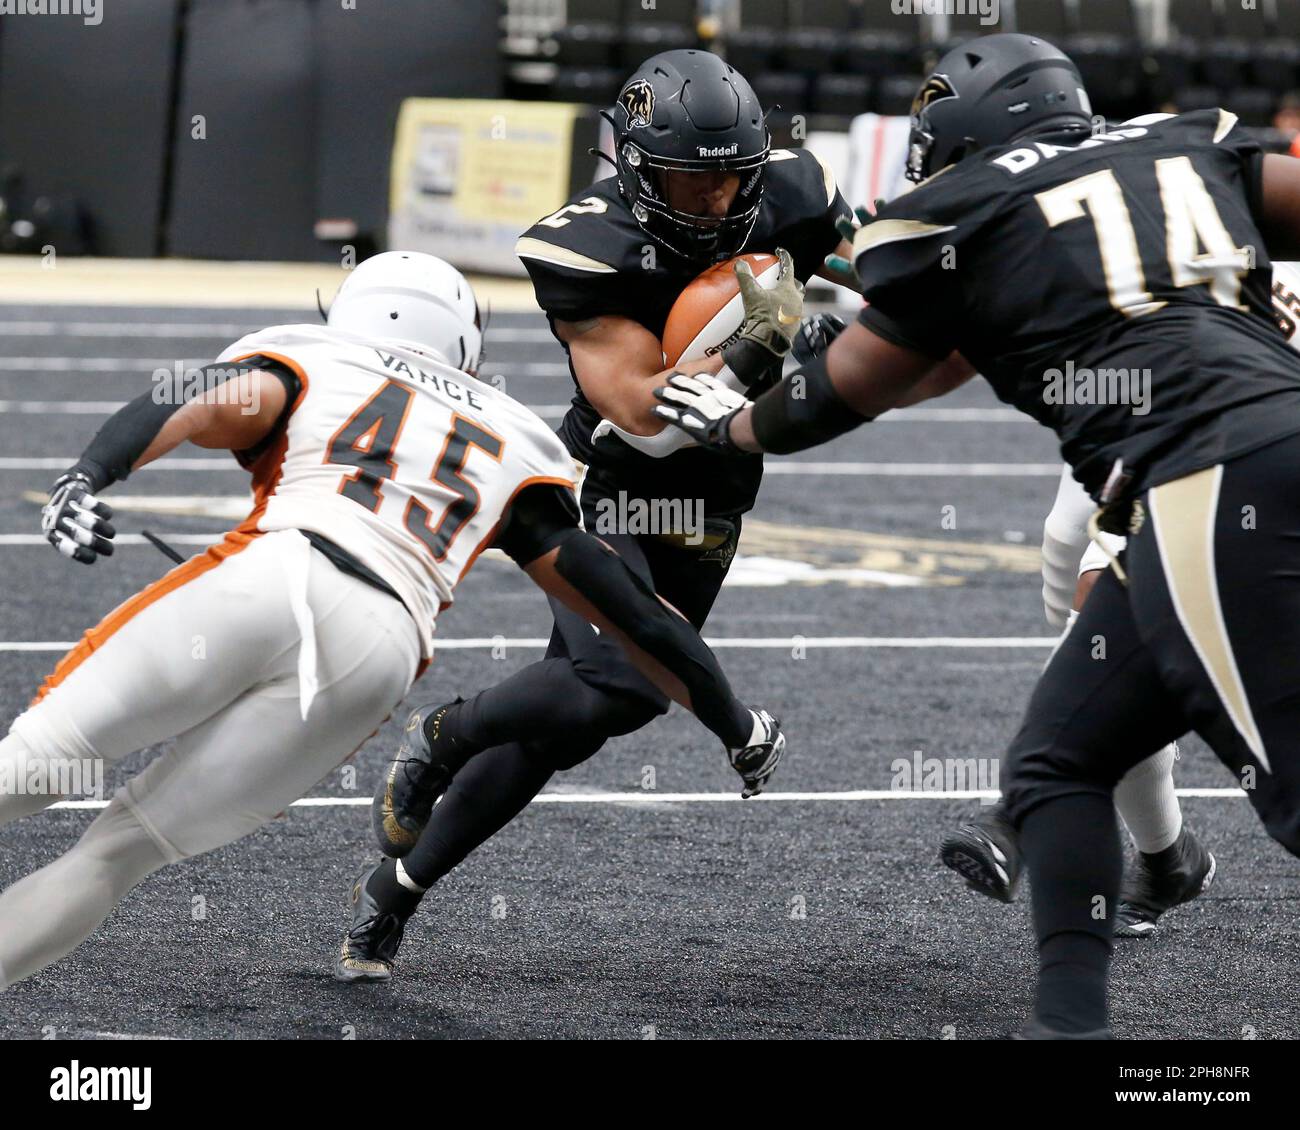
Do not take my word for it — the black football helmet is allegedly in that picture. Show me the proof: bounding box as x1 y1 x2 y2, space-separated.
906 33 1094 184
606 50 770 263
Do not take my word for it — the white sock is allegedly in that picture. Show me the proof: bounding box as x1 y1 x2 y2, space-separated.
0 798 166 988
1114 743 1182 854
395 858 427 894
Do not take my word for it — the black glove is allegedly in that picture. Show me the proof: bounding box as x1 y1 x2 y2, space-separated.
728 709 785 799
652 372 749 454
792 313 847 367
42 470 115 564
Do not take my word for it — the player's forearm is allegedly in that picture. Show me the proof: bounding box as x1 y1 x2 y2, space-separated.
588 352 724 435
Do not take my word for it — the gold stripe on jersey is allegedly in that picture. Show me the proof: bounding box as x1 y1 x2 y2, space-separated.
809 148 838 207
769 148 799 162
1148 464 1270 772
1213 109 1240 144
853 218 957 257
515 237 618 274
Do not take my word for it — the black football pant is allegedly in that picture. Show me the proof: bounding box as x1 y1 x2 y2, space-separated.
399 493 739 890
1003 431 1300 1030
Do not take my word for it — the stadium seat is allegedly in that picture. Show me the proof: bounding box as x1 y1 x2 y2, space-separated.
551 67 623 107
738 0 788 30
1173 85 1223 113
622 0 697 24
618 23 699 69
876 74 924 117
1058 0 1142 119
784 27 844 73
1200 0 1270 91
815 72 872 117
1254 1 1300 91
724 27 781 75
1074 0 1138 38
841 29 920 81
1014 0 1072 40
553 23 620 69
752 71 810 114
569 0 622 22
1224 87 1277 129
790 0 853 31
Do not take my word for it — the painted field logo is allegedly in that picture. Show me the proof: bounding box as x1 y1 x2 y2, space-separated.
50 1062 151 1111
890 750 999 800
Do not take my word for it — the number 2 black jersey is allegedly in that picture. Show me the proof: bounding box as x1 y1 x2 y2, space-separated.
855 109 1300 498
518 146 851 518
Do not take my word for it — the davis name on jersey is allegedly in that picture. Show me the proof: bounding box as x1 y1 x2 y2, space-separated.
216 324 576 656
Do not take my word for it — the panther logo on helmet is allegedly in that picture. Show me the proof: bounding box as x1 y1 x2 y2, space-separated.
619 80 655 129
911 74 959 118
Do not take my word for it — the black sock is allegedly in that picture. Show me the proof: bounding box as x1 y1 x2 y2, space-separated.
421 700 484 775
366 857 424 916
1020 792 1120 1033
401 741 554 890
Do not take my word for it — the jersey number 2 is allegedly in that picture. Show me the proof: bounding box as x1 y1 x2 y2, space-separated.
1036 157 1253 317
326 381 505 561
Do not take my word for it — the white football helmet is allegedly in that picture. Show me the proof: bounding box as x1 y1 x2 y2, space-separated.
327 251 483 373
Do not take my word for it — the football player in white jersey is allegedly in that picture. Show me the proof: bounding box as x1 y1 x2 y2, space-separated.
940 261 1300 935
0 252 782 991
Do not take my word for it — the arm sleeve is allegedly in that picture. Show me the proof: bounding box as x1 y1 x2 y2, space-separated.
72 357 296 491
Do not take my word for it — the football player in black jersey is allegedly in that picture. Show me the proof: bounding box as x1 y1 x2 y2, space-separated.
337 50 864 981
656 33 1300 1038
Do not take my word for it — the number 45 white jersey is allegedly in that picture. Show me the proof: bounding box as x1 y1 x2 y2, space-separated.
216 324 577 657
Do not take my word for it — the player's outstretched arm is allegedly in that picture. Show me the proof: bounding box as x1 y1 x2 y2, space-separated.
652 319 940 455
41 365 287 564
494 483 784 796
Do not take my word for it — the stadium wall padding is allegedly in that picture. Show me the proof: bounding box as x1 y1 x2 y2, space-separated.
0 0 181 258
166 0 319 261
314 0 503 255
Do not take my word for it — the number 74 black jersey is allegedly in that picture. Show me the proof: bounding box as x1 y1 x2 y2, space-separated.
855 109 1300 498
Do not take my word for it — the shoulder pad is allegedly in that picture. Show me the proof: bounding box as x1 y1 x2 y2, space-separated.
768 146 839 212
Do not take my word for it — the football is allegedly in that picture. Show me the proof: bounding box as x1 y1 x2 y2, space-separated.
661 251 781 367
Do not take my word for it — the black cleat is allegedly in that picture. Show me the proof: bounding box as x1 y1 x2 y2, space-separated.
1012 1016 1112 1040
373 699 463 858
1114 828 1216 939
940 807 1022 903
334 861 414 983
729 709 785 798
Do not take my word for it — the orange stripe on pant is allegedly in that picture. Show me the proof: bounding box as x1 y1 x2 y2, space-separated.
30 351 310 706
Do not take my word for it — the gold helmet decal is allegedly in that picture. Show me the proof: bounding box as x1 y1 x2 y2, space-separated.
911 73 958 118
619 79 655 129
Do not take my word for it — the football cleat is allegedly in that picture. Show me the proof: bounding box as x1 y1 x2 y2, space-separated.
334 861 414 982
1114 828 1216 939
729 709 785 798
372 699 463 858
940 806 1022 903
1012 1017 1112 1040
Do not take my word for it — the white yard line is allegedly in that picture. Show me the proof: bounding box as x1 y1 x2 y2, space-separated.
0 636 1060 652
46 787 1247 811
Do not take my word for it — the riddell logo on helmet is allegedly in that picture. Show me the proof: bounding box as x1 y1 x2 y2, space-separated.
698 143 739 158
